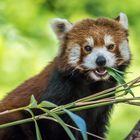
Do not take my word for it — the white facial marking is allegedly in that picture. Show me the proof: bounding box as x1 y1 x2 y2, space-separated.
68 44 81 66
89 72 101 81
119 12 128 29
119 40 130 61
104 34 114 45
83 47 116 69
86 36 94 46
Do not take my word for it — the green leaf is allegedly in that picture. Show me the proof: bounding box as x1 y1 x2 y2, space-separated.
25 108 42 140
108 68 124 84
107 68 134 97
41 108 76 140
51 113 76 140
25 108 34 116
34 120 42 140
38 101 57 108
29 95 38 108
109 67 124 75
64 109 88 140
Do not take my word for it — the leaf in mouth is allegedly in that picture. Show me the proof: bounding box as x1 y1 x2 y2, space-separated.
107 68 134 97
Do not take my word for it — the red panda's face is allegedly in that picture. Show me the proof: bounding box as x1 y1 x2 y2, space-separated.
51 13 130 81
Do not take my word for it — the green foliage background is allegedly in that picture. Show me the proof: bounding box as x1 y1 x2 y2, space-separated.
0 0 140 139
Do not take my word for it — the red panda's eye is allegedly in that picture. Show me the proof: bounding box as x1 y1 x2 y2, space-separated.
106 44 116 51
84 45 92 52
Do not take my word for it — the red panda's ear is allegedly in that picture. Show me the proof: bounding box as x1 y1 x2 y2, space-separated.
50 18 73 41
115 13 128 30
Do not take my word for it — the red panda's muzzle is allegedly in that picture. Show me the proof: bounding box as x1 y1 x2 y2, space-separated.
94 67 107 77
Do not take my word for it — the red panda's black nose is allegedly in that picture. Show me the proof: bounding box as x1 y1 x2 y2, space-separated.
96 56 106 66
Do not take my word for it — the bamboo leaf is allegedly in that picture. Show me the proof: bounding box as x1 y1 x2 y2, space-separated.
26 108 42 140
25 108 34 116
41 108 76 140
38 101 57 108
108 68 134 97
64 109 88 140
29 95 38 108
109 67 124 75
34 120 42 140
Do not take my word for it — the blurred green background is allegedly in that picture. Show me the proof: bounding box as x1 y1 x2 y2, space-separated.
0 0 140 139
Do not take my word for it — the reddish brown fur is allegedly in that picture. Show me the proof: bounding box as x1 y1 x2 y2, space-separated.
58 18 128 71
0 63 51 111
0 17 129 139
0 18 128 120
0 59 59 124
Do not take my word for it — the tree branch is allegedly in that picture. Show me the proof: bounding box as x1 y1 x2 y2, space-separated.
125 120 140 140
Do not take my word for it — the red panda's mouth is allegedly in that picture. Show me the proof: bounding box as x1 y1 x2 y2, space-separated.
93 67 107 77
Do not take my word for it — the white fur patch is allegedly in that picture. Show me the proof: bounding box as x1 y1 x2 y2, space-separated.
89 72 101 81
86 36 94 46
83 47 116 69
68 44 81 66
119 13 128 29
119 40 130 61
104 34 114 45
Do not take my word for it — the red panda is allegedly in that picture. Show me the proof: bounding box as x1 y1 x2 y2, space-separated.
0 13 131 140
